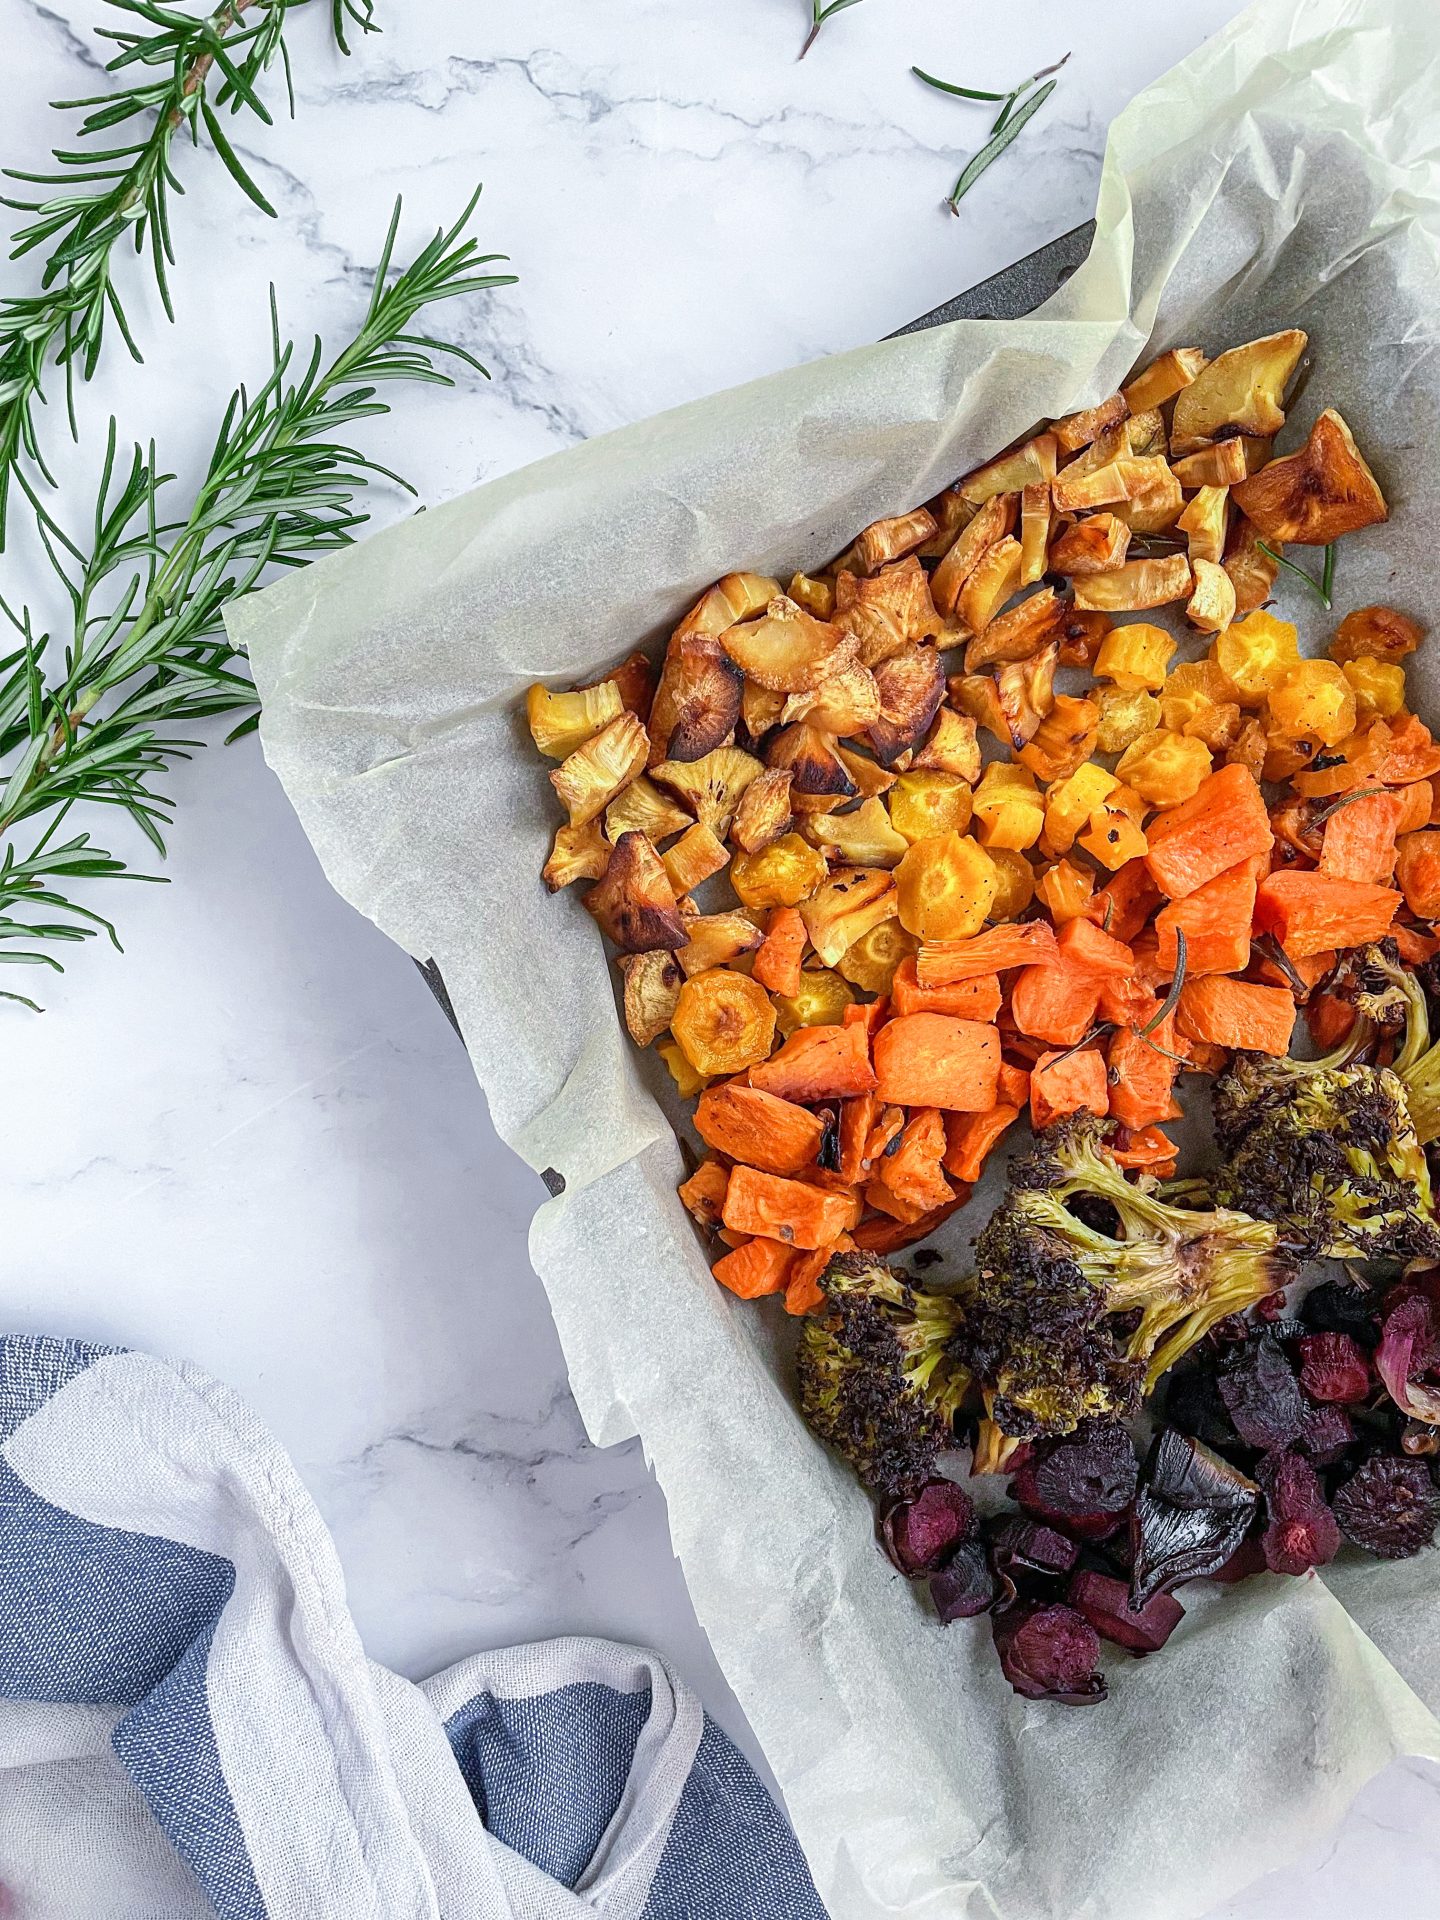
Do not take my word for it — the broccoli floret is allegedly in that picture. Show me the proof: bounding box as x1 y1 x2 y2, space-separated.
1212 944 1440 1265
954 1115 1290 1443
796 1252 969 1498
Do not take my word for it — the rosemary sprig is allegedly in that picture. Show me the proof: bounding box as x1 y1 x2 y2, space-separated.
0 0 379 549
1257 539 1337 610
911 54 1070 214
799 0 864 60
0 192 514 1004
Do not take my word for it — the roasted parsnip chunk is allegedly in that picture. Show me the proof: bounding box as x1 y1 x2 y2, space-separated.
780 662 881 737
959 432 1058 505
673 571 781 640
834 742 897 798
584 831 687 951
1019 482 1051 586
677 910 765 977
854 507 939 573
1169 440 1248 489
526 680 624 760
731 767 794 852
832 556 941 666
662 821 730 897
997 640 1059 748
957 535 1022 634
652 745 764 838
787 571 835 619
1170 329 1307 454
1048 513 1131 576
1121 345 1206 414
1111 461 1184 535
543 818 612 891
948 671 1010 745
1176 485 1230 567
912 706 980 782
551 711 648 825
1052 393 1128 455
648 631 743 764
868 644 946 766
605 774 694 844
929 491 1016 618
963 586 1066 672
1231 407 1388 545
765 723 859 806
1222 514 1280 617
1185 558 1237 634
720 595 858 692
740 679 786 741
1071 554 1193 612
619 949 683 1045
916 485 976 557
805 796 909 867
798 868 897 965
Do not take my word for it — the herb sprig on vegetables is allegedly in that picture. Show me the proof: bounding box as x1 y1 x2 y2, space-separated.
0 193 514 1004
0 0 380 548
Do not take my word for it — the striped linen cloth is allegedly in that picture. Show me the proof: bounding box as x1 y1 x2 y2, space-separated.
0 1336 827 1920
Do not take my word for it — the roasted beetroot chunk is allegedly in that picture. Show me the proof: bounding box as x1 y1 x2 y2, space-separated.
1130 1429 1258 1606
1012 1424 1138 1542
1216 1332 1307 1451
1298 1400 1355 1465
988 1516 1080 1601
1206 1537 1268 1584
1067 1570 1184 1654
1258 1450 1341 1575
1333 1456 1440 1559
881 1479 977 1576
930 1542 998 1621
1296 1332 1372 1406
992 1602 1107 1705
1301 1277 1380 1344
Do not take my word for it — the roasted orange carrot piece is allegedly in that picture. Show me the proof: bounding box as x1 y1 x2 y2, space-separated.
1395 831 1440 919
1009 957 1101 1047
915 920 1059 988
1376 715 1440 784
1154 857 1261 976
1085 858 1162 943
1253 870 1400 958
1319 788 1406 885
1177 977 1296 1055
1395 923 1440 964
1056 916 1136 978
875 1108 954 1215
721 1165 859 1249
1396 782 1433 836
890 956 1002 1020
712 1237 795 1299
1145 763 1273 899
678 1156 730 1228
694 1082 825 1175
943 1104 1021 1183
750 1023 878 1101
864 1103 907 1165
996 1059 1031 1107
1107 1018 1183 1132
837 1091 879 1186
843 996 889 1039
752 906 807 997
1098 976 1160 1026
1306 991 1355 1051
872 1013 1001 1111
784 1234 854 1316
851 1190 970 1253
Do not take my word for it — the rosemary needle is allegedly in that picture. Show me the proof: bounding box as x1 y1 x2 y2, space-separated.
1257 539 1337 610
947 78 1057 212
799 0 865 60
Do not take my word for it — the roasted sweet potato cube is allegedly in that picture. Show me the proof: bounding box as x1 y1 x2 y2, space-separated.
695 1082 826 1175
1170 330 1308 454
585 831 688 951
619 948 684 1044
1231 408 1388 546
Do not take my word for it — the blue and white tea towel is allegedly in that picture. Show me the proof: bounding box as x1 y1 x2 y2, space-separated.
0 1336 827 1920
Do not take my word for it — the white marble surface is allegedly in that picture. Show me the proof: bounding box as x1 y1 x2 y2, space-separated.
5 0 1440 1911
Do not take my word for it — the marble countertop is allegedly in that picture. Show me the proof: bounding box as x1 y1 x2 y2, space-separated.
6 0 1439 1911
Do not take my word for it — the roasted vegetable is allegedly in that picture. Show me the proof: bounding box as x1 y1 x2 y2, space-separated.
954 1116 1290 1441
652 745 764 837
584 831 687 951
1232 408 1388 545
1168 329 1306 454
796 1252 969 1497
720 594 858 691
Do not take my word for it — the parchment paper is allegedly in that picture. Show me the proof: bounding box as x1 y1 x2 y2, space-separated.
231 0 1440 1911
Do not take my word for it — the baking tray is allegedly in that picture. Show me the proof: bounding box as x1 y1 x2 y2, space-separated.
416 219 1097 1038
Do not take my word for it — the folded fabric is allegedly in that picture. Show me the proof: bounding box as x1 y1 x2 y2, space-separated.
0 1335 827 1919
